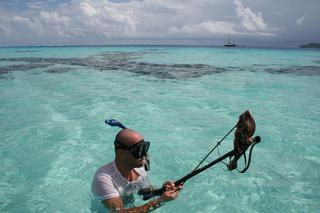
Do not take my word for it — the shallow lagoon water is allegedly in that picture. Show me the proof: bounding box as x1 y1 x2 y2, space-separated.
0 46 319 212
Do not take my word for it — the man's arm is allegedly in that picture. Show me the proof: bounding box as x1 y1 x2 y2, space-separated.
102 182 181 212
102 196 166 212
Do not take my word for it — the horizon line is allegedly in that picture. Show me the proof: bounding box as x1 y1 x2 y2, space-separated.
0 43 307 49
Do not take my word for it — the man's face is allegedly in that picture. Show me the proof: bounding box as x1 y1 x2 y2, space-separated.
116 135 149 168
124 147 145 168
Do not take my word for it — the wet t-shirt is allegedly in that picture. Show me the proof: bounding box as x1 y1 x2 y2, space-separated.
92 161 150 205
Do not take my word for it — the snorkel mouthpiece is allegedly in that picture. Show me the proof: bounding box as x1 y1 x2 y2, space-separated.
143 153 151 171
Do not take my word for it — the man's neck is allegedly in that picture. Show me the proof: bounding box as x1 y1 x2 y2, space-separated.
115 159 138 181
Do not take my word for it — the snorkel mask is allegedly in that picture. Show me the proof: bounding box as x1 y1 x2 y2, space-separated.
115 139 150 159
105 119 151 171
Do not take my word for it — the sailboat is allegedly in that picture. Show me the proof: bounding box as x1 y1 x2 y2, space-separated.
224 33 237 47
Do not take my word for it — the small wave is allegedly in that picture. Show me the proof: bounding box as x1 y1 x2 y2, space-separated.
45 67 76 73
263 66 320 76
0 63 52 74
14 50 41 53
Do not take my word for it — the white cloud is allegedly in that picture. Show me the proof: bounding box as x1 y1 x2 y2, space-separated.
174 21 236 35
26 1 45 10
101 6 136 33
2 0 315 45
0 13 13 36
79 2 98 17
40 11 70 26
234 0 266 31
296 16 304 26
71 1 137 37
200 21 236 34
12 16 30 23
4 14 44 37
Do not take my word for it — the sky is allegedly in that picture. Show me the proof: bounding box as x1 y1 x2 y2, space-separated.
0 0 319 47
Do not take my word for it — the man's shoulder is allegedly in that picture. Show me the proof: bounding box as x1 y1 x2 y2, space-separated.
92 161 121 201
95 161 117 177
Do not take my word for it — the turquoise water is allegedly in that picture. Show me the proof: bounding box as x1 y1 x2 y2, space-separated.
0 46 319 212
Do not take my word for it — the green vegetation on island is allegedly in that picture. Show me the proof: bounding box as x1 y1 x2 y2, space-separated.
300 43 320 48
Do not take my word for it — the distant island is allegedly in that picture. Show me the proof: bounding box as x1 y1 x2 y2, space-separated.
300 43 320 48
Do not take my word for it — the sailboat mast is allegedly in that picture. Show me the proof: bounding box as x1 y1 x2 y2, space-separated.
224 32 237 47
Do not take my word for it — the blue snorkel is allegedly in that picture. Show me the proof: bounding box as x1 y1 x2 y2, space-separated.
105 119 150 171
105 119 127 129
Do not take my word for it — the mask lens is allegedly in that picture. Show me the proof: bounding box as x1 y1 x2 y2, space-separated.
131 141 150 159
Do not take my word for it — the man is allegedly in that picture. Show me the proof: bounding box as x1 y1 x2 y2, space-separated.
92 128 182 212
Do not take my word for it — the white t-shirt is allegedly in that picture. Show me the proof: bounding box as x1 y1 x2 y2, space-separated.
92 161 150 203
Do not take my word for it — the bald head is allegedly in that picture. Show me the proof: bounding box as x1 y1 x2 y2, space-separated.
115 129 144 147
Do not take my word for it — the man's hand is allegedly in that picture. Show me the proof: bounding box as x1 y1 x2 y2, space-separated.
160 181 183 202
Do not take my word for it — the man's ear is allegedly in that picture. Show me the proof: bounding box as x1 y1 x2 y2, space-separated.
116 149 126 159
